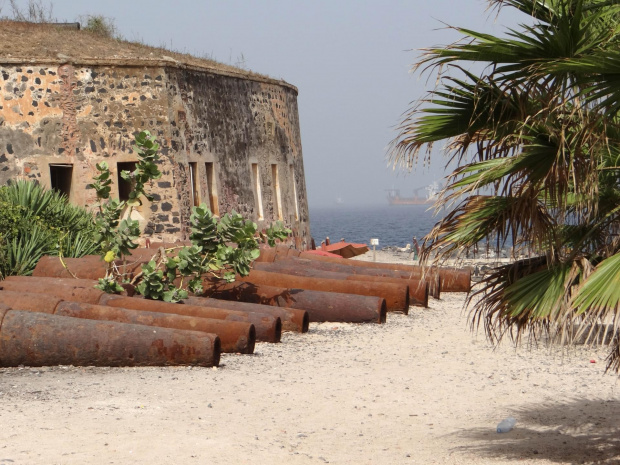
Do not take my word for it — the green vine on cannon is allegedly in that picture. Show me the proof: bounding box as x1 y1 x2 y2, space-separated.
88 130 290 302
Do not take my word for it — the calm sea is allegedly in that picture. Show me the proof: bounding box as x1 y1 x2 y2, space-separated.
308 205 443 249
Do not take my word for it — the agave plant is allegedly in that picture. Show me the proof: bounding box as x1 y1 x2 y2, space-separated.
391 0 620 370
0 224 55 277
0 180 99 278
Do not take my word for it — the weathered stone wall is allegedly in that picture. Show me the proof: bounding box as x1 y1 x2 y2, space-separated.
0 60 310 247
165 68 309 247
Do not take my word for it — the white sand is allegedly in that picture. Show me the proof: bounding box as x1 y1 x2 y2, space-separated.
1 250 619 464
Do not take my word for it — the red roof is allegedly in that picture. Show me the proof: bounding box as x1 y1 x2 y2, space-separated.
322 241 369 258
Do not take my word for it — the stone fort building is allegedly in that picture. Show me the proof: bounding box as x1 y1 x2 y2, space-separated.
0 22 310 248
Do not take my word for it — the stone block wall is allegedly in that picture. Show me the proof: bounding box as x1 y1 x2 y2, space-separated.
0 60 310 248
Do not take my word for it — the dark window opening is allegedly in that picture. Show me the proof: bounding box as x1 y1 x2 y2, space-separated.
49 164 73 199
117 161 137 201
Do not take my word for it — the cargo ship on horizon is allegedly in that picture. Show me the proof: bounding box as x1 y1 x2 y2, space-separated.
386 183 440 206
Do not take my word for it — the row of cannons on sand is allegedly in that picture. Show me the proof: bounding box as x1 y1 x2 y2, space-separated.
0 245 471 368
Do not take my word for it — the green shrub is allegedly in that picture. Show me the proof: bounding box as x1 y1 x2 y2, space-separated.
0 180 99 278
82 15 117 38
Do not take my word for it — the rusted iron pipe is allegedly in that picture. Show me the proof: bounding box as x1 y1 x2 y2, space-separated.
0 289 251 355
237 269 409 313
256 245 302 263
182 296 309 333
53 301 243 355
0 290 63 314
1 277 281 342
99 295 281 343
4 275 101 288
297 251 471 293
265 257 442 299
32 255 147 280
204 281 387 324
33 255 108 279
253 261 429 307
2 275 135 297
8 275 309 328
0 280 105 304
0 308 220 367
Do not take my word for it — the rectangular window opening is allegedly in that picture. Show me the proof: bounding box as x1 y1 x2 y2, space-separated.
49 164 73 199
290 164 299 221
271 163 283 221
205 162 219 216
251 163 264 221
117 161 137 201
189 162 200 207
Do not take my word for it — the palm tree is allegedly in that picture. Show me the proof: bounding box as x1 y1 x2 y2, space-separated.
390 0 620 371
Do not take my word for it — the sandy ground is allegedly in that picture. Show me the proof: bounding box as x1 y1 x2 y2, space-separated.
1 251 619 464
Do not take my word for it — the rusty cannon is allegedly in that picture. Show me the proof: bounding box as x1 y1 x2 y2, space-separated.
182 296 309 333
257 245 468 293
0 290 251 355
0 278 282 344
4 274 387 323
236 269 410 313
204 281 387 324
293 250 471 293
261 256 442 299
252 261 428 307
5 274 308 334
53 301 251 355
32 255 144 280
0 278 106 304
0 306 221 367
98 294 282 344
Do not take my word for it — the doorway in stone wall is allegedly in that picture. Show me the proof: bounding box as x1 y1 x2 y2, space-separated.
49 164 73 200
117 162 138 202
117 161 146 223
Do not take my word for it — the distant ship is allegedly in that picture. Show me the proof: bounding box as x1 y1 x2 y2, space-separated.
387 182 440 206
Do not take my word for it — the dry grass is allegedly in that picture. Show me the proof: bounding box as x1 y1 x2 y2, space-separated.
0 20 272 81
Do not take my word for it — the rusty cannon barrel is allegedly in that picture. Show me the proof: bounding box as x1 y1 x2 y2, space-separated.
4 276 307 332
237 269 409 313
297 251 471 293
253 261 428 307
53 301 244 355
256 245 302 263
0 308 220 367
204 281 387 324
32 255 146 280
0 279 105 304
99 295 281 343
1 278 279 344
0 290 251 355
266 256 442 299
4 275 102 288
0 289 63 314
182 296 309 333
2 275 136 297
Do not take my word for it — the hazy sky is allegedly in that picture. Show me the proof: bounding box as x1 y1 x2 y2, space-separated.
4 0 526 208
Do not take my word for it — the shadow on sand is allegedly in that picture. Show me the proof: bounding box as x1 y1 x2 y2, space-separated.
450 398 620 464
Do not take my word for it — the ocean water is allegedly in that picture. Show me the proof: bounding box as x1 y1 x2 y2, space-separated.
308 204 443 249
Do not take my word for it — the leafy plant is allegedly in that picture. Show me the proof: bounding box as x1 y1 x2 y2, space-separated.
91 130 290 302
81 15 118 39
0 181 99 279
